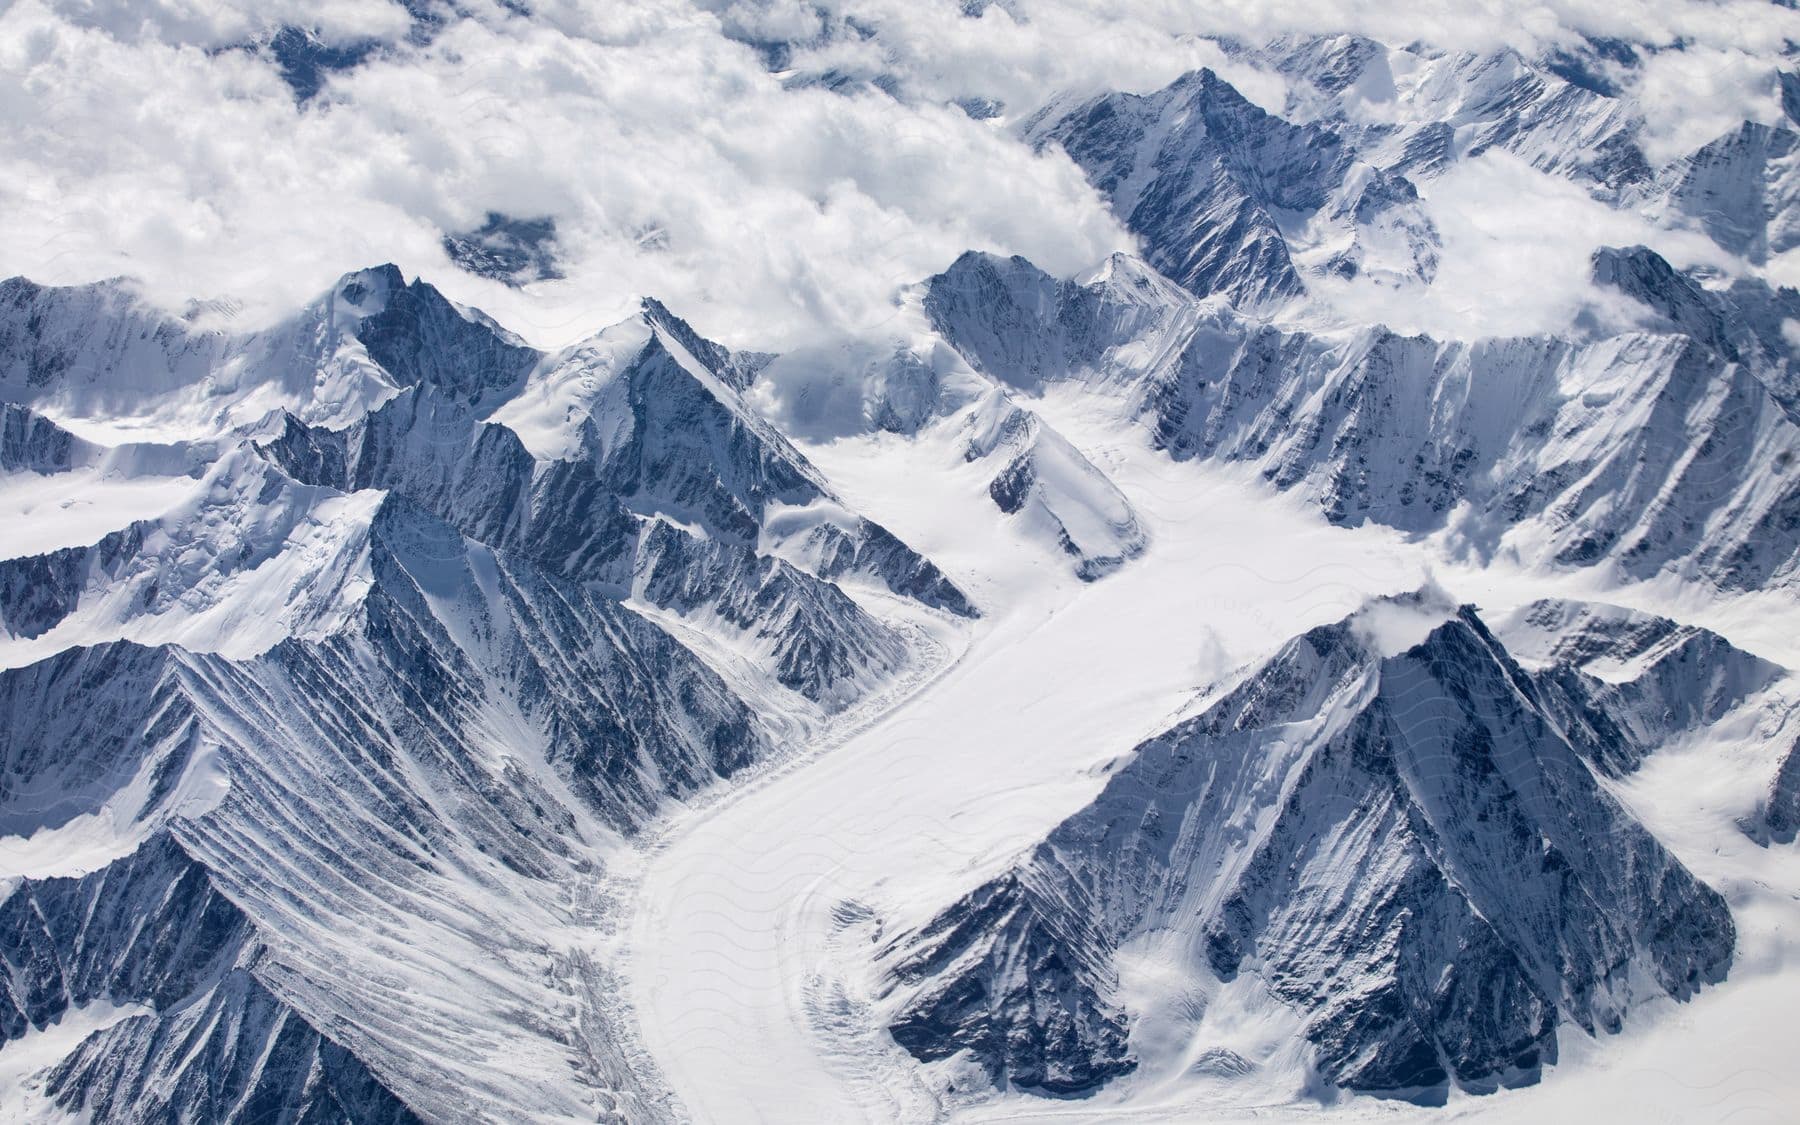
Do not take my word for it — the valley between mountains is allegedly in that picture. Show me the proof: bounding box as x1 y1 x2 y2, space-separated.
622 394 1800 1125
7 20 1800 1125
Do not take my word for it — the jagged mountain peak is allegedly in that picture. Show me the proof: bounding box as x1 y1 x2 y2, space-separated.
1024 65 1359 307
1655 118 1800 264
878 593 1739 1102
0 262 534 439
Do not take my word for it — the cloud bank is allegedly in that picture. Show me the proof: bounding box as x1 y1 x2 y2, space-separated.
0 0 1794 350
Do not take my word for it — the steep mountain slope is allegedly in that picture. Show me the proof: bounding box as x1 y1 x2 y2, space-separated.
1 487 768 1121
0 448 378 660
961 389 1145 580
0 263 991 1121
921 249 1800 592
1019 40 1663 311
2 835 421 1124
0 265 971 623
257 378 912 708
1023 68 1438 304
877 595 1746 1102
1492 598 1786 777
1653 121 1800 265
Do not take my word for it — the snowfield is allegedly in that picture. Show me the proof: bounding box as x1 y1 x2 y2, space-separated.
620 394 1800 1124
7 10 1800 1121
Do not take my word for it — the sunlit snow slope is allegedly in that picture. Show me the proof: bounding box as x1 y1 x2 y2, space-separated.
6 17 1800 1125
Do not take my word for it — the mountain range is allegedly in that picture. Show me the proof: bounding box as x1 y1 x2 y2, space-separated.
4 19 1800 1125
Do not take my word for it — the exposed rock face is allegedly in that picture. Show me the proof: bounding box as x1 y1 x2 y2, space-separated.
1023 69 1432 305
881 597 1737 1101
1762 739 1800 845
1 835 422 1124
922 249 1800 593
0 264 981 1120
885 871 1137 1097
1494 599 1785 777
442 212 563 286
0 403 81 474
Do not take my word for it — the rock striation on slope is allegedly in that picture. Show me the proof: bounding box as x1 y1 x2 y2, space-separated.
0 263 982 1121
879 594 1741 1102
2 835 422 1123
0 487 768 1121
921 249 1800 592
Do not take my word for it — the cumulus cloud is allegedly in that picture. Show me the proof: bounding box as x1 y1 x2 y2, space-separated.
1304 151 1737 341
0 0 1133 349
40 0 413 47
726 0 1796 128
0 0 1794 353
1632 43 1788 163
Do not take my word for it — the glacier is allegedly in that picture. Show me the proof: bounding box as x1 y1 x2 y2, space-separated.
4 13 1800 1125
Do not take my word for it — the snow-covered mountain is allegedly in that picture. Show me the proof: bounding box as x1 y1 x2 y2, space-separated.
1236 35 1652 194
6 13 1800 1124
876 593 1763 1102
0 263 985 1120
1 490 768 1120
921 248 1800 592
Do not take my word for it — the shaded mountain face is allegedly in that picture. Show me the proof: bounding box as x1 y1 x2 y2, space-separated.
1 835 421 1124
0 263 986 1120
1654 121 1800 266
1491 599 1786 778
921 249 1800 593
1758 737 1800 845
878 595 1746 1101
1022 68 1437 305
0 491 770 1121
1017 45 1668 306
441 212 563 285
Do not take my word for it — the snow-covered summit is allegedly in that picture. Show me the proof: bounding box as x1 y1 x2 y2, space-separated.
878 593 1755 1103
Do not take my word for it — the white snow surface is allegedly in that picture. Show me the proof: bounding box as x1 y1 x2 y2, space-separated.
3 263 1796 1123
0 1001 152 1125
614 386 1800 1124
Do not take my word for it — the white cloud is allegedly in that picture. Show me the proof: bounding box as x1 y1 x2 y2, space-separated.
1303 151 1738 341
0 0 1135 350
0 0 1795 355
40 0 413 46
1632 44 1787 163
